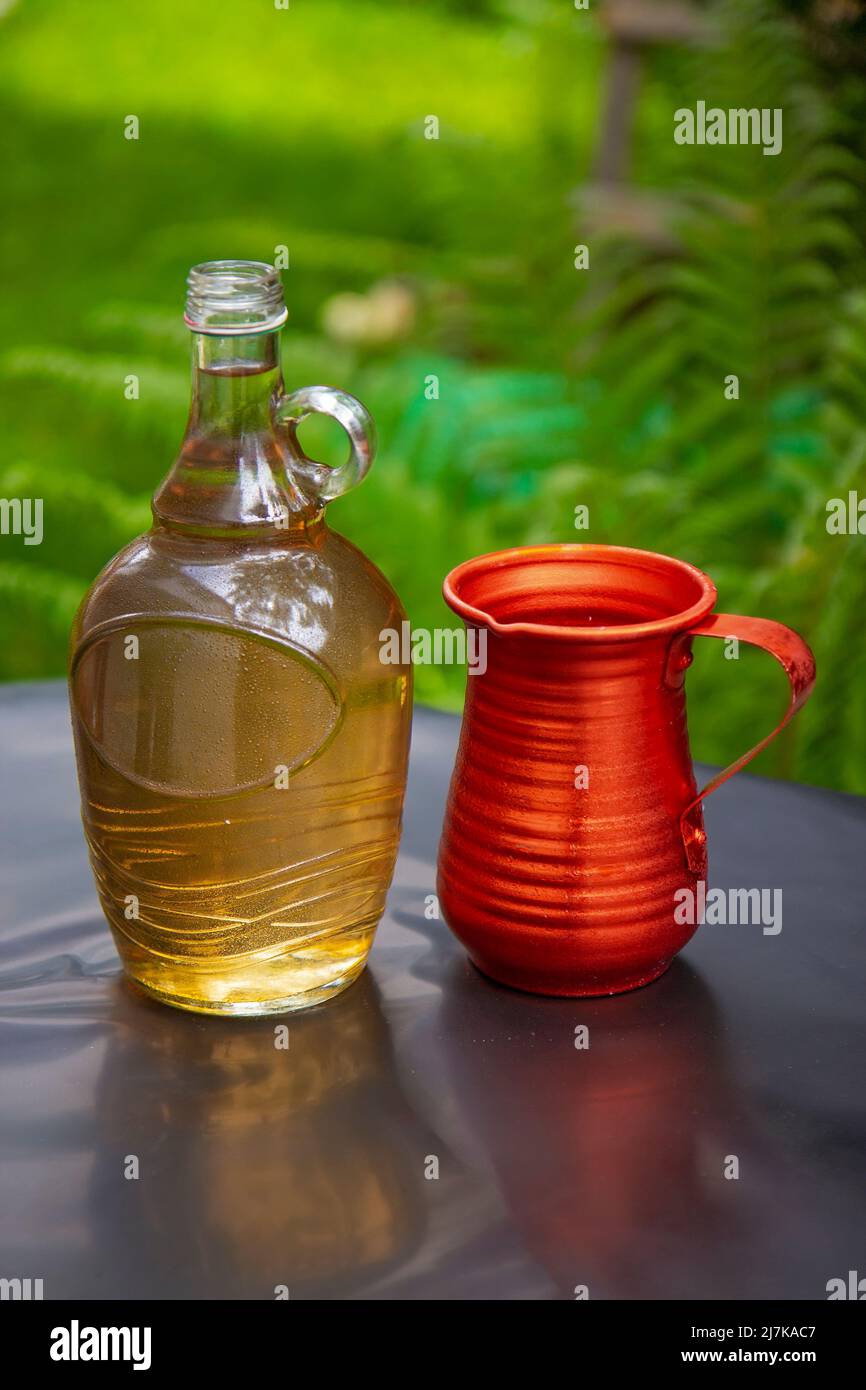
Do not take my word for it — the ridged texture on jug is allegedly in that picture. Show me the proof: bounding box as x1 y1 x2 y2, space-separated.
437 544 718 997
438 634 704 995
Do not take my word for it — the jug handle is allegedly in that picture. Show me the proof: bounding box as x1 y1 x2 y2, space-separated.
679 613 816 873
276 385 377 503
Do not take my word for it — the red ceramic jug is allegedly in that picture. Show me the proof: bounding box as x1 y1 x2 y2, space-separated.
437 544 816 997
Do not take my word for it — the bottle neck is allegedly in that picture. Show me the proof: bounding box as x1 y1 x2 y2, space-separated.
187 330 281 436
152 330 319 539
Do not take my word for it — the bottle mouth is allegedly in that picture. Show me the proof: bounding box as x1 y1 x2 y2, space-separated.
184 260 288 335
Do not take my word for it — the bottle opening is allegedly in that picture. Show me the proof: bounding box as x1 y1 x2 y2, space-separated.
184 260 288 335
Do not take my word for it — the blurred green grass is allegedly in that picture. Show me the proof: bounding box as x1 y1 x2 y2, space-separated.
1 0 865 791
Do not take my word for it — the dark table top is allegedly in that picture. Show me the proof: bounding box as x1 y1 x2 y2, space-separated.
0 680 864 1301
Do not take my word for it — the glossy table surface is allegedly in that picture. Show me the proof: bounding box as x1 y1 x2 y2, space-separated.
1 681 864 1300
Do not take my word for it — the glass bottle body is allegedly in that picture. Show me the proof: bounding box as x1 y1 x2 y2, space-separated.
68 264 411 1014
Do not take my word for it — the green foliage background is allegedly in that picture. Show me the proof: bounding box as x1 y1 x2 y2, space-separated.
1 0 864 791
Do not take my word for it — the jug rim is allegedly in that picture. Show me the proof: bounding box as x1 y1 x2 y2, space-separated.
443 543 717 642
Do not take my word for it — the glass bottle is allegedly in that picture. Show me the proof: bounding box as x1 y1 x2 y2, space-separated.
69 261 412 1015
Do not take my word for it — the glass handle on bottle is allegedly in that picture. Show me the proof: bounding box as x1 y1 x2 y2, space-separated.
276 385 376 503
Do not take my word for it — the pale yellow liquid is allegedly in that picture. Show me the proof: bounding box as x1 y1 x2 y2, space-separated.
70 533 411 1015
